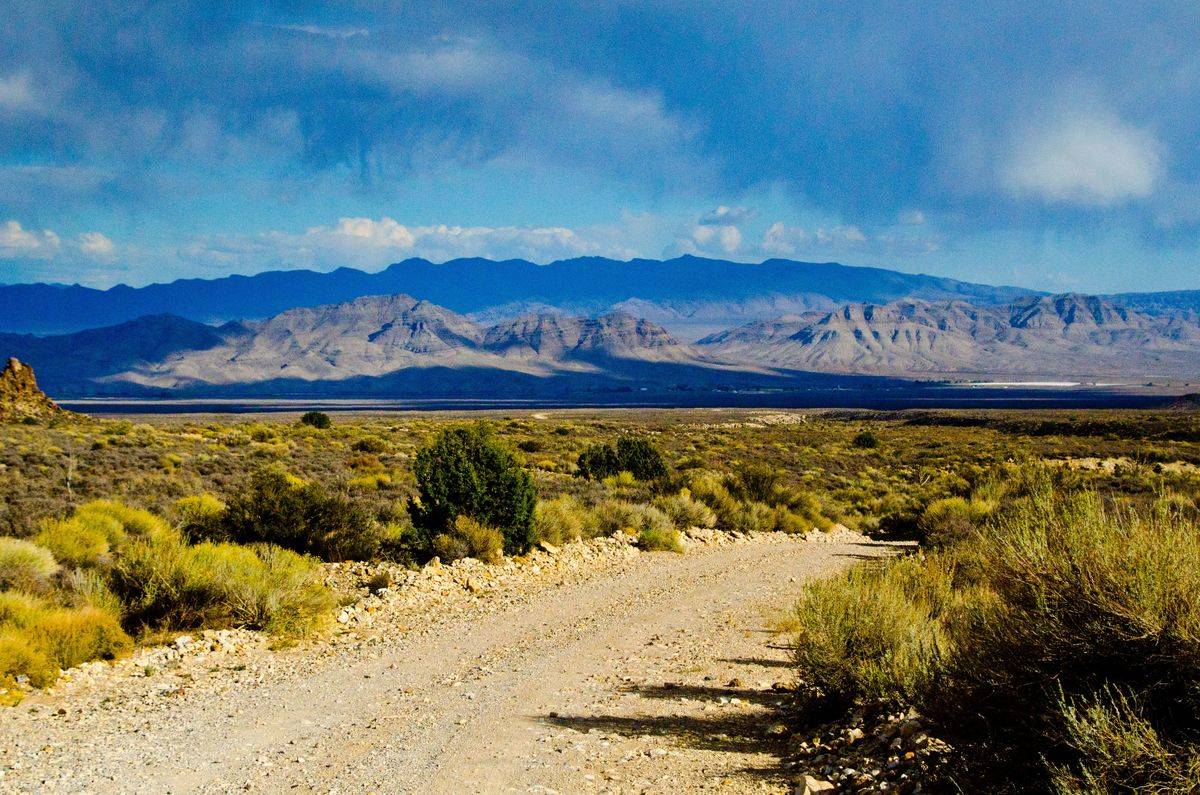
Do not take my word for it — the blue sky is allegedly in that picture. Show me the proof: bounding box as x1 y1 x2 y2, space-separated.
1 1 1199 293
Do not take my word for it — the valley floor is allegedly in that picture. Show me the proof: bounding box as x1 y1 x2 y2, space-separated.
0 532 897 794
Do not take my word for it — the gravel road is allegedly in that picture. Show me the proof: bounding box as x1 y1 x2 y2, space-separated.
0 533 897 794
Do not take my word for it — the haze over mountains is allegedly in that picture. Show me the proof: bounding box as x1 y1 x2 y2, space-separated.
2 256 1199 397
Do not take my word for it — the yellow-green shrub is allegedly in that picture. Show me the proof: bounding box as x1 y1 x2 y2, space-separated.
788 553 958 706
0 538 59 592
654 490 716 529
533 495 598 545
432 515 504 564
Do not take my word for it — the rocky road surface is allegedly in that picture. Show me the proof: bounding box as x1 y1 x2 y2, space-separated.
0 532 897 794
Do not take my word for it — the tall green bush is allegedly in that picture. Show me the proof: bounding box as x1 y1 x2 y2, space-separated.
411 424 536 555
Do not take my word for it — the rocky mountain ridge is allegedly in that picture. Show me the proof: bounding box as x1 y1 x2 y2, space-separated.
697 294 1200 377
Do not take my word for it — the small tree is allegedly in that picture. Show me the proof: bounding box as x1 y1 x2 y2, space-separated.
299 411 331 429
616 436 668 481
577 442 621 480
411 424 536 555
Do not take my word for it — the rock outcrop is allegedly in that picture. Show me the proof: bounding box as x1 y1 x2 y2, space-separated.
0 358 66 422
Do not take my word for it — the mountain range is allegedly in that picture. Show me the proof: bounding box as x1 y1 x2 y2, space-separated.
696 294 1200 377
1 257 1198 397
1 290 1198 399
0 255 1037 337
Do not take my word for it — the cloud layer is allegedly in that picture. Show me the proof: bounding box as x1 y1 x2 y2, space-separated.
2 3 1200 291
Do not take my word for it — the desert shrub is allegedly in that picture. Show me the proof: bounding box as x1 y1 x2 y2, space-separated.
654 490 716 529
577 437 667 481
352 436 388 454
0 538 59 592
928 490 1200 785
685 470 740 527
788 553 958 707
917 496 994 548
637 522 683 552
731 500 776 533
34 500 169 569
792 486 1200 790
347 472 391 490
411 424 536 556
533 495 597 545
853 430 880 449
221 468 382 561
577 442 621 480
175 494 227 542
0 592 132 689
517 439 542 453
616 436 668 481
299 411 331 429
110 534 331 637
431 515 503 564
1051 689 1200 793
730 462 782 503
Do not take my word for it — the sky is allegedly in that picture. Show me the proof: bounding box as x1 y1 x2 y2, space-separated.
1 1 1199 293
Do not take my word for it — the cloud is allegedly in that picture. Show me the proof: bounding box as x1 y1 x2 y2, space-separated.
761 222 867 256
699 205 754 225
0 220 60 259
1002 111 1162 206
77 231 116 260
179 216 623 274
898 209 926 225
275 24 369 40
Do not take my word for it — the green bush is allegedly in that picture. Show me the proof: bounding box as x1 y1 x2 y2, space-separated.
616 436 668 481
351 436 387 453
853 430 880 449
0 538 59 592
432 515 503 564
576 442 622 480
790 486 1200 790
637 522 683 552
299 411 331 429
577 436 668 481
222 469 382 561
0 592 132 689
411 424 536 556
730 462 782 503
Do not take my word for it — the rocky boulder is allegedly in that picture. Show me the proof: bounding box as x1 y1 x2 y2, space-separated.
0 358 67 422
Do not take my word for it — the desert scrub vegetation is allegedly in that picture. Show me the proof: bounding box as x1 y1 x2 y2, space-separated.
0 499 332 700
411 424 536 556
785 479 1200 792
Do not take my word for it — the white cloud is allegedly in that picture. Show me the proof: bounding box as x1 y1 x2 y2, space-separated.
1003 111 1162 206
0 72 37 113
762 222 867 256
0 220 61 259
672 223 742 257
181 216 620 273
277 24 369 40
78 231 116 260
898 209 926 225
699 205 754 225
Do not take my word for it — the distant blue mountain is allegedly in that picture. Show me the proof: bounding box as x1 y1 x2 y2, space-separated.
0 255 1037 335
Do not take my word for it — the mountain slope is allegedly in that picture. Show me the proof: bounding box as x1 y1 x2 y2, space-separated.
0 294 761 396
698 295 1200 378
0 256 1038 335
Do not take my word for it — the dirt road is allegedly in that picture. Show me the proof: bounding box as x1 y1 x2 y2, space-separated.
0 534 896 794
